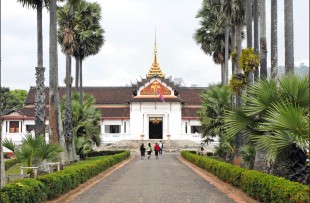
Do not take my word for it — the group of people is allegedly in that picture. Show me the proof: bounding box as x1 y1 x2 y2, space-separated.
140 141 163 159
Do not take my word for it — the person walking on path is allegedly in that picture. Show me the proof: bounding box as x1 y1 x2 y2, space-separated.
140 143 146 160
146 143 152 159
154 143 160 159
159 140 163 154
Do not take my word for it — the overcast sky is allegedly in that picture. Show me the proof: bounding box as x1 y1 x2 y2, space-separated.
2 0 309 90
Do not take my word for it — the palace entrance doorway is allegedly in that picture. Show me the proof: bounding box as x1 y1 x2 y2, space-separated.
149 117 163 139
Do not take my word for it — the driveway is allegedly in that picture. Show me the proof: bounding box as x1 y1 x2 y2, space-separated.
69 152 235 203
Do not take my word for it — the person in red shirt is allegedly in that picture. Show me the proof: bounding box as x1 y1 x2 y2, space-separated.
154 143 160 159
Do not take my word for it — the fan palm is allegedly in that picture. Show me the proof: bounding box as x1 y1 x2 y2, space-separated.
198 85 232 160
224 75 309 184
194 1 229 85
65 0 104 104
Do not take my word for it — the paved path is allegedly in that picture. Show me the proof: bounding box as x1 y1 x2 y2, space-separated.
70 153 235 203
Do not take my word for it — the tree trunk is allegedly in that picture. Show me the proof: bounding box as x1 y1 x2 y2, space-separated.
224 26 229 85
271 0 278 79
254 148 268 172
221 63 225 86
35 1 46 137
0 1 3 189
259 0 267 78
75 57 79 91
0 123 4 189
64 54 76 162
49 0 68 164
79 59 83 105
253 0 259 80
235 24 242 73
231 26 236 74
284 0 294 74
246 0 252 48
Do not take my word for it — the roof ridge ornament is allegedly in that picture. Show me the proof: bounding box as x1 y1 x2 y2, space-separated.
146 29 165 78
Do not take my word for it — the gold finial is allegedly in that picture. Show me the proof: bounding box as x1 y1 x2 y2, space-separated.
146 29 165 78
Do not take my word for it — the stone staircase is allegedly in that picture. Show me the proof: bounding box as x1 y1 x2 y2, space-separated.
96 140 217 152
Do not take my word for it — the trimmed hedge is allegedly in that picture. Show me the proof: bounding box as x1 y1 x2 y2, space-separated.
0 151 130 203
181 151 309 203
86 150 126 157
4 158 19 171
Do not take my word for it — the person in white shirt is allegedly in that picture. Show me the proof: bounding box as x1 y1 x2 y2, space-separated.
159 140 163 154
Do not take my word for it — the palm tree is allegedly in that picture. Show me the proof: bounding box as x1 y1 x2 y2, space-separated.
61 93 101 159
259 0 267 78
284 0 294 74
57 2 76 162
72 1 104 104
194 0 228 85
3 135 62 172
224 75 309 183
198 86 232 147
245 0 252 48
271 0 278 79
253 0 259 80
49 0 68 165
16 0 49 137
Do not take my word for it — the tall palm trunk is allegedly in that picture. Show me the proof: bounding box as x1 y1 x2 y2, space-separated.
246 0 253 86
49 0 68 164
79 59 83 105
259 0 267 78
271 0 278 79
0 120 4 189
75 57 80 91
284 0 294 74
235 25 242 73
253 0 259 80
64 54 76 162
0 0 4 184
35 0 46 138
246 0 252 47
234 23 244 167
224 26 229 85
221 63 225 85
231 26 236 74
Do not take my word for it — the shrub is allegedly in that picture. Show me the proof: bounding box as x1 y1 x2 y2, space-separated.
4 158 19 170
0 150 130 202
181 151 309 203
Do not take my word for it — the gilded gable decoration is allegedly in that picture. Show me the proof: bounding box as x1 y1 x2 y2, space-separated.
140 80 171 95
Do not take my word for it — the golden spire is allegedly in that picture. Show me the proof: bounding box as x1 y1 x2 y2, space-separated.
146 29 165 78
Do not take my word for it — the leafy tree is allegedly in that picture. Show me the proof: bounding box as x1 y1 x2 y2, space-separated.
8 90 28 109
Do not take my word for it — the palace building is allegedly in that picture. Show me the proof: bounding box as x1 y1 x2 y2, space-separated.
1 40 207 145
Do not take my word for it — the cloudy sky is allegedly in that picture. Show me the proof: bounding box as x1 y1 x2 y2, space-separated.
2 0 309 90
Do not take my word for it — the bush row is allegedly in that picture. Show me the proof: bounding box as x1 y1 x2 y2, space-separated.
86 150 126 157
181 151 309 203
0 151 130 203
4 159 19 171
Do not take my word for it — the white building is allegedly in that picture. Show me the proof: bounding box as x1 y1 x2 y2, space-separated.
1 42 206 145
